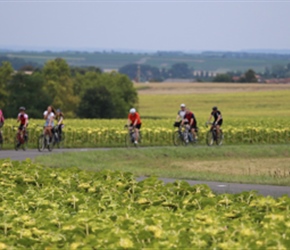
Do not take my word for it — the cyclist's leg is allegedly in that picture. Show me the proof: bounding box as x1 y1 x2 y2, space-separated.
134 124 142 143
191 126 197 140
216 120 222 137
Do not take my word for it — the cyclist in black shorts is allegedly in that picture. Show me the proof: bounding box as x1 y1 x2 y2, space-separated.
208 106 223 137
181 109 198 142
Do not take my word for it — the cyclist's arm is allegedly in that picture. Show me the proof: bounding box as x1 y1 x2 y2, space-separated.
215 114 221 125
58 116 63 125
207 114 213 123
48 115 54 127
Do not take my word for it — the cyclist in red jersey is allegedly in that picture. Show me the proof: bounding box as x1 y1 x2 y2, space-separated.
181 109 198 142
127 108 142 145
17 107 29 143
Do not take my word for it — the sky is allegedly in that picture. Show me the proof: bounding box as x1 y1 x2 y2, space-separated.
0 0 290 52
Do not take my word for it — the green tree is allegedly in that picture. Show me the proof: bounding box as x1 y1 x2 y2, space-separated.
168 63 193 79
75 72 138 118
5 72 52 118
0 61 13 108
77 86 115 118
42 58 79 117
213 73 232 82
243 69 257 83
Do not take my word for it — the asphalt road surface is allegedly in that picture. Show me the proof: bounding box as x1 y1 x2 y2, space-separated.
1 149 289 198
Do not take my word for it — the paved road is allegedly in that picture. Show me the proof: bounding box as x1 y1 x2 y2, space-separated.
1 149 290 198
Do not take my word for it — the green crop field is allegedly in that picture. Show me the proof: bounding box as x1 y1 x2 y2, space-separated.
0 159 290 249
1 83 290 248
1 83 290 149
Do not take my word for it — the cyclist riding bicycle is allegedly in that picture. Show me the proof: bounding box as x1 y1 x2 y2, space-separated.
181 109 198 142
208 106 223 137
55 109 64 140
0 108 4 128
127 108 142 145
175 103 186 127
43 106 56 143
17 106 29 144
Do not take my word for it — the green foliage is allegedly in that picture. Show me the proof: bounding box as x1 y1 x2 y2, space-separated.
42 58 79 117
0 159 290 249
77 86 115 118
213 73 232 82
0 61 13 107
119 64 163 82
242 69 257 83
76 72 138 118
4 72 52 118
169 63 193 79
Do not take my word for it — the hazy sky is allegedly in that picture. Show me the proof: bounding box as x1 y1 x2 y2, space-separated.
1 0 290 52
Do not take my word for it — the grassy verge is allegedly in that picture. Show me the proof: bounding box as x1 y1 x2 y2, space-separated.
35 144 290 186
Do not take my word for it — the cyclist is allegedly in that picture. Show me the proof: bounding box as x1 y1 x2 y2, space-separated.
55 109 64 141
0 108 4 128
181 109 198 142
17 106 29 144
43 105 56 142
175 103 186 127
127 108 142 145
208 106 223 137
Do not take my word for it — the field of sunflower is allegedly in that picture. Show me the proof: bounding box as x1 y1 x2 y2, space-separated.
0 159 289 249
1 117 289 149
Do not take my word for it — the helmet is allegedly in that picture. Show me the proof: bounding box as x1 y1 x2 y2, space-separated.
56 109 61 112
129 108 136 114
19 106 25 111
180 104 186 108
212 106 218 111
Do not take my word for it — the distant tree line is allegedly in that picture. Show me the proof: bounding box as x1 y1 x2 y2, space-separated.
0 59 137 118
119 63 194 82
212 62 290 83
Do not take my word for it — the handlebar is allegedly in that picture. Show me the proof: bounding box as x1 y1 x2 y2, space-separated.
205 122 218 127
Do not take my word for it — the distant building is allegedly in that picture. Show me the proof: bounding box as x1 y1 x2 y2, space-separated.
103 69 118 73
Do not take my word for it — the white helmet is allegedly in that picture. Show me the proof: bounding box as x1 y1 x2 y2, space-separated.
130 108 136 114
180 104 186 108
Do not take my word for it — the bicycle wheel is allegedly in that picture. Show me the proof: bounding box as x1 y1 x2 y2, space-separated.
48 136 54 152
14 134 21 151
173 131 184 146
125 133 135 148
37 134 45 152
206 130 214 146
58 132 65 148
216 130 224 146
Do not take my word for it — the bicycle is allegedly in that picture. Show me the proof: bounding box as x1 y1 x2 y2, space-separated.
52 125 65 148
13 126 28 151
37 125 54 152
124 125 142 148
173 122 198 146
205 122 224 146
